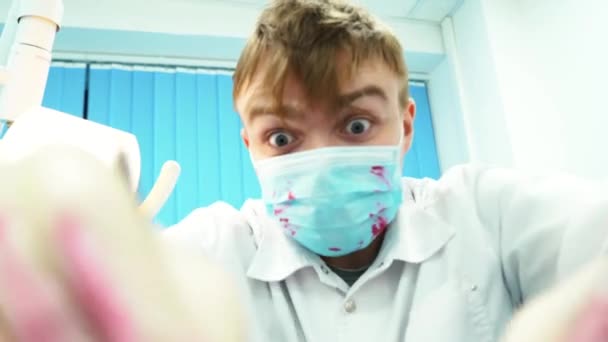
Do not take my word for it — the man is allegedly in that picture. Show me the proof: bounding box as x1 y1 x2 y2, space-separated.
164 0 608 341
0 0 605 341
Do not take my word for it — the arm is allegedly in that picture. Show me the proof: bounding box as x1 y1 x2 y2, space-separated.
474 167 608 305
0 145 246 341
502 256 608 342
163 201 259 265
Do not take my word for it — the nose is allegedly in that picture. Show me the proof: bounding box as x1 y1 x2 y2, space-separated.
297 133 349 152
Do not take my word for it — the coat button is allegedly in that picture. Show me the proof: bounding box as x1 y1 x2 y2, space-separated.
344 299 357 313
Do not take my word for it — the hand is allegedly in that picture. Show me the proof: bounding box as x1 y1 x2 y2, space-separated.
502 257 608 342
0 145 245 341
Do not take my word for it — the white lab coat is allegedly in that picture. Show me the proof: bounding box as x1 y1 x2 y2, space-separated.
164 164 608 342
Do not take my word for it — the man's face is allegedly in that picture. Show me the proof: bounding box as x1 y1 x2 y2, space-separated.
236 59 416 161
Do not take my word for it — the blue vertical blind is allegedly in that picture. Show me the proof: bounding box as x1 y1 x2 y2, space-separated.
42 63 87 118
403 82 441 179
86 65 260 227
2 62 86 144
54 63 441 227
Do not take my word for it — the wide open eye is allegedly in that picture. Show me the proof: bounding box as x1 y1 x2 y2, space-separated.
268 131 294 147
345 118 371 135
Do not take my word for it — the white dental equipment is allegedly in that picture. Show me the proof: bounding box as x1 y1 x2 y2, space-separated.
0 0 180 219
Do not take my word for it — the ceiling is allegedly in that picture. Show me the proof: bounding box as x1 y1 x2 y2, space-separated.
358 0 463 22
185 0 464 23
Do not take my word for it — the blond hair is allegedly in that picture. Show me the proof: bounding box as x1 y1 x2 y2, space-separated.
232 0 409 113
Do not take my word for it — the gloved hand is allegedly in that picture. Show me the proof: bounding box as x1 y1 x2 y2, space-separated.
502 257 608 342
0 145 246 341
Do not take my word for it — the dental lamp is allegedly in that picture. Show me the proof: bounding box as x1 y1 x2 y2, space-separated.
0 0 180 219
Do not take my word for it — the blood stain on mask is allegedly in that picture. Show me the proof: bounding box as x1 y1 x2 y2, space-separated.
287 191 296 201
372 216 389 237
274 192 296 216
371 166 390 188
279 218 297 236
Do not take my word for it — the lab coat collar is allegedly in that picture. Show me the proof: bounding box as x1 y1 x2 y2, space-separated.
245 200 320 282
380 181 456 264
245 179 455 282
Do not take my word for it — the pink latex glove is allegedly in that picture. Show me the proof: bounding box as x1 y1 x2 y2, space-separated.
567 294 608 342
0 215 138 342
0 145 245 342
503 258 608 342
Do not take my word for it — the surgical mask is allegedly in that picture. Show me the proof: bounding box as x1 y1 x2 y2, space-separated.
253 139 403 257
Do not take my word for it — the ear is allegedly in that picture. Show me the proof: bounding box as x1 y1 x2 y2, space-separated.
401 98 416 155
241 128 250 148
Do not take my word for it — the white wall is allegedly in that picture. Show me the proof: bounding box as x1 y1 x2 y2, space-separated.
440 0 516 169
10 0 605 178
1 0 464 173
450 0 608 179
517 0 608 179
0 0 445 74
426 52 471 171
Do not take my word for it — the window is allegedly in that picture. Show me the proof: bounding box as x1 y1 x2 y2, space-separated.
43 63 440 226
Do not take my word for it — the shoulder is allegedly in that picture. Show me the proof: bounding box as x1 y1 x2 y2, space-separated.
400 163 544 228
408 163 605 233
401 163 495 205
163 201 265 264
404 163 599 205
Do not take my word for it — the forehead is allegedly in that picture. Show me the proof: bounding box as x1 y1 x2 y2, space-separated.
235 58 401 116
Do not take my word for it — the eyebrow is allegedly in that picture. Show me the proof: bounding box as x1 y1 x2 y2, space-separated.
336 85 388 107
247 103 304 122
246 84 388 120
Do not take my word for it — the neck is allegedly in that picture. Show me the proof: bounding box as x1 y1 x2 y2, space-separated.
322 231 386 269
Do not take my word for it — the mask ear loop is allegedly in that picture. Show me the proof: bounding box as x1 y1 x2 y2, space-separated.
396 127 407 177
397 127 406 147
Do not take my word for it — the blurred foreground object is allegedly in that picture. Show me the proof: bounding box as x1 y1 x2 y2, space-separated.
0 0 179 220
0 144 246 341
1 107 141 192
503 257 608 342
0 107 181 220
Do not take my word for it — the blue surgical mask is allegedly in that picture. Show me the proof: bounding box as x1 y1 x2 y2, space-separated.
253 141 403 257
